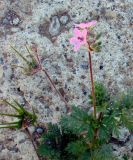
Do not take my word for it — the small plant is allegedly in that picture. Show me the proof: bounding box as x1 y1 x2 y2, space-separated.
0 99 37 129
11 45 70 111
38 85 133 160
38 123 78 160
11 45 42 75
0 99 41 159
38 21 133 159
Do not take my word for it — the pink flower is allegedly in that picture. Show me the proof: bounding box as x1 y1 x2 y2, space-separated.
69 28 87 51
75 20 97 29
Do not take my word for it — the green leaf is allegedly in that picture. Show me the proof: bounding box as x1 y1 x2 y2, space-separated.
0 125 20 129
90 144 117 160
13 99 30 115
96 33 102 40
61 106 95 135
11 46 30 65
38 144 60 160
0 121 21 129
120 110 133 130
0 113 21 117
89 82 110 112
3 99 22 113
0 100 37 129
66 140 87 157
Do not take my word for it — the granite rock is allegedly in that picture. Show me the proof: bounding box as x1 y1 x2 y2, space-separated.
0 0 133 159
49 16 61 36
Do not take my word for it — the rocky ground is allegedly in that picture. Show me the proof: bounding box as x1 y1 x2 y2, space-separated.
0 0 133 159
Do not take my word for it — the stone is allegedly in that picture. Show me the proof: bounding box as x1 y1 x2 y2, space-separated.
35 127 44 134
60 15 69 24
2 10 21 26
12 17 20 26
49 16 61 36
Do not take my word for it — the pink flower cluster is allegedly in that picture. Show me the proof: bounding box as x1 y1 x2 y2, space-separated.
69 20 97 51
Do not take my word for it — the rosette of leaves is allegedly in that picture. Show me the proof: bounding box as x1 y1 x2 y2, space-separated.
38 106 116 160
38 83 133 160
0 99 37 129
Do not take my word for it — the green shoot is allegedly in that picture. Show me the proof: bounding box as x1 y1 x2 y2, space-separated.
0 100 37 129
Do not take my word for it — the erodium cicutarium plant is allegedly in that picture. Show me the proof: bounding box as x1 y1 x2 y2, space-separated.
38 21 133 160
0 21 133 160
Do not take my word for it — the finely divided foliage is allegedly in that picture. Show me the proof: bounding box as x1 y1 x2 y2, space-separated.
38 84 133 159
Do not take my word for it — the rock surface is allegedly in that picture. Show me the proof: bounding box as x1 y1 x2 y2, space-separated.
60 15 69 24
0 0 133 159
49 16 61 36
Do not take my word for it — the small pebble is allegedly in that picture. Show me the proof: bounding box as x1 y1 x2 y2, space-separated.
12 17 20 26
35 127 44 134
60 15 69 24
2 10 21 26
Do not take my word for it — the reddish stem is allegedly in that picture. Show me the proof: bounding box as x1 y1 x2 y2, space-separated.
33 52 70 113
88 50 96 119
25 128 41 160
41 68 71 112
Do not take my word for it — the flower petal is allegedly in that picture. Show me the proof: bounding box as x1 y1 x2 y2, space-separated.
82 29 87 38
73 28 82 37
69 37 78 45
69 37 81 51
80 29 87 44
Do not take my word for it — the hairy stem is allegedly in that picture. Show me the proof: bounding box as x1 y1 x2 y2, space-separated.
41 68 71 112
88 50 96 119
